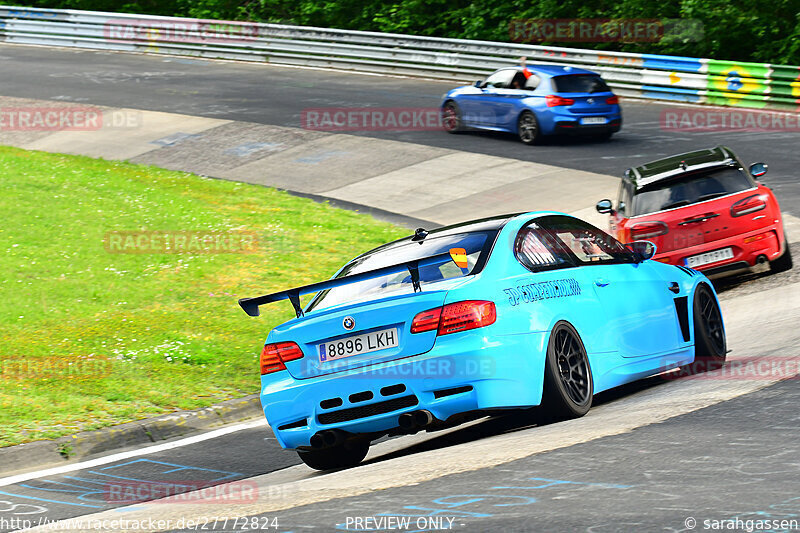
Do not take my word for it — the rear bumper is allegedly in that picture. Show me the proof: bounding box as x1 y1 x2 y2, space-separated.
653 227 783 278
261 331 547 450
553 117 622 135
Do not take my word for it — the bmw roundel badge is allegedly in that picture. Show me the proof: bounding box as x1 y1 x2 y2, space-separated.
343 316 356 330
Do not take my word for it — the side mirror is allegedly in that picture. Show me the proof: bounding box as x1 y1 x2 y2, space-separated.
749 162 768 178
626 241 656 262
474 80 483 88
596 199 614 215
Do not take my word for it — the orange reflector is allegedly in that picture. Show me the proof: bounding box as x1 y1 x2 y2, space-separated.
744 233 769 244
449 247 469 269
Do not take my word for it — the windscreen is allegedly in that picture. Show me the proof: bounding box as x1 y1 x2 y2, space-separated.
306 231 495 312
633 166 754 216
552 74 610 93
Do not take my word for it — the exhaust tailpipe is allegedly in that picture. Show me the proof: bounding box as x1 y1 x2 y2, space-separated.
322 429 344 447
309 433 325 449
398 412 416 430
398 410 434 431
414 410 434 427
310 430 345 449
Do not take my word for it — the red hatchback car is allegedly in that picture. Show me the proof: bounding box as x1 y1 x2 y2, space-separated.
596 146 792 279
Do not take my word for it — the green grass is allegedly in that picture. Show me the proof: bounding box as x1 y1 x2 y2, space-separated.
0 145 407 447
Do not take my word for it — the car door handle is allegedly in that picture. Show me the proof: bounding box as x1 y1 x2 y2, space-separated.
594 278 610 287
668 282 680 294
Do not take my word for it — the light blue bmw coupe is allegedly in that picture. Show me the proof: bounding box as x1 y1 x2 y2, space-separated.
240 212 725 470
441 65 622 144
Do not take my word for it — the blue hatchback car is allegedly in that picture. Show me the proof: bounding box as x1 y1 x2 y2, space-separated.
240 212 725 470
441 65 622 144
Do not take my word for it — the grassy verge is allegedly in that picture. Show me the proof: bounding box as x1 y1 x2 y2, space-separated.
0 145 407 447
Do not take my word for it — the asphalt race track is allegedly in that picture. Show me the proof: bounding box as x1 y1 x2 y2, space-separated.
0 45 799 216
2 43 800 533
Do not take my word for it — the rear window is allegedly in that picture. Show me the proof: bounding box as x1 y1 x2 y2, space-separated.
552 74 610 93
307 231 495 312
632 166 754 216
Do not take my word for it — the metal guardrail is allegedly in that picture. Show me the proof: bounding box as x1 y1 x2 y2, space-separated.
1 5 798 110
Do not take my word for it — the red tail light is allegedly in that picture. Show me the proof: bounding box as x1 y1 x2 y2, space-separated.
260 341 304 375
410 307 442 333
411 301 496 336
439 301 496 335
606 95 619 105
630 221 669 241
731 194 767 217
546 95 575 107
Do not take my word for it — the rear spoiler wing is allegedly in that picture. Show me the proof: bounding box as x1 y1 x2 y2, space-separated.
238 252 452 318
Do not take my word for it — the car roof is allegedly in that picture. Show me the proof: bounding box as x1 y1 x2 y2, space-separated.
624 146 739 190
495 65 598 78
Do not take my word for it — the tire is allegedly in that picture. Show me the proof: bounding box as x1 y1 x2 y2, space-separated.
771 232 793 274
596 130 613 141
297 440 369 471
539 321 593 421
690 284 727 372
441 101 463 133
517 111 541 145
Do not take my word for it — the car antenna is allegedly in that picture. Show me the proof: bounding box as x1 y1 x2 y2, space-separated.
679 160 688 171
412 228 428 242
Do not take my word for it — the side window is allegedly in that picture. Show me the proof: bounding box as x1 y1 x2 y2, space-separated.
484 69 515 89
514 223 573 272
539 216 636 265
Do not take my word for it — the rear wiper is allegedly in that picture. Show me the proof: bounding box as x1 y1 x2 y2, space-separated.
661 200 690 210
697 192 726 202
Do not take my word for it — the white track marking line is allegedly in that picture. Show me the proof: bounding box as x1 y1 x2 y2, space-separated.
0 419 266 487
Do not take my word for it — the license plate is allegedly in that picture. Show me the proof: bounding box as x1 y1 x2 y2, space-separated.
580 116 606 125
685 247 734 268
318 328 398 362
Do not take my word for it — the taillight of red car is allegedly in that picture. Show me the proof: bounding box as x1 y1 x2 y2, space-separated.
260 341 304 375
629 221 669 241
546 95 575 107
731 194 767 217
411 300 496 336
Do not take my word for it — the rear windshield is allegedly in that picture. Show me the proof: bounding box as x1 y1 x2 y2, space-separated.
552 74 610 93
632 166 754 216
307 231 496 312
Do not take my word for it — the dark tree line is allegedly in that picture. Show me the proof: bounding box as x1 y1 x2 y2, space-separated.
13 0 800 65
